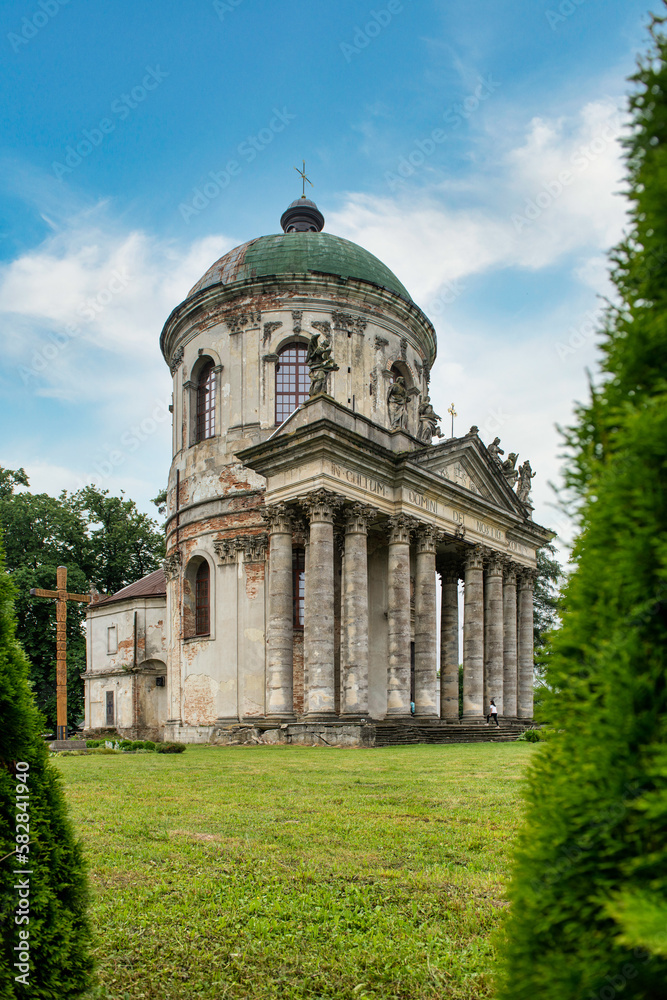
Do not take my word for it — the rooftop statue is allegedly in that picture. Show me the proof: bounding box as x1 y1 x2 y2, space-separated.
517 460 536 503
417 395 443 443
306 332 339 396
488 437 504 465
501 452 519 487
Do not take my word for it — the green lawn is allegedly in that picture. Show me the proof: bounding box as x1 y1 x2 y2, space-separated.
55 743 535 1000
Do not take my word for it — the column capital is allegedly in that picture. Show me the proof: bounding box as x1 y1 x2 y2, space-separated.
483 548 504 575
416 523 439 554
502 558 519 585
345 504 376 534
518 567 538 589
301 489 345 523
464 544 484 571
162 549 181 582
236 533 268 562
214 539 237 565
264 503 293 533
387 514 418 544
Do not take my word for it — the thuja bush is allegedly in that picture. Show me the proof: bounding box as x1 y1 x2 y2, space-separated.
498 13 667 999
155 742 186 754
0 538 93 998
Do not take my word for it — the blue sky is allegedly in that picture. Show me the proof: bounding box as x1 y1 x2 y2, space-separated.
0 0 652 545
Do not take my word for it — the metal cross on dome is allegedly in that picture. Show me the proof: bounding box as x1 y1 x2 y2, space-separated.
294 160 313 198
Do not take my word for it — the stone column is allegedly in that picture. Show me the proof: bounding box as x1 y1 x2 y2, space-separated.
483 551 504 717
462 545 484 719
386 515 413 715
302 491 339 717
439 564 460 720
502 562 518 718
517 570 536 719
341 505 374 716
414 526 438 716
265 505 294 717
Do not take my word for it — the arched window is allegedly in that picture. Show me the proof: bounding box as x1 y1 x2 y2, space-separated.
196 361 216 441
276 342 309 424
195 561 210 636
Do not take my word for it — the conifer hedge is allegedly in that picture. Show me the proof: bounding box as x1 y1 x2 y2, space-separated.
499 12 667 999
0 537 92 998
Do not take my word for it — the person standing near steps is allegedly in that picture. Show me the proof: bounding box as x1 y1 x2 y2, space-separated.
487 700 499 726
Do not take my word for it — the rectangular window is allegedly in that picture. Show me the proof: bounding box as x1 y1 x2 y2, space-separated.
105 690 114 727
292 548 305 628
107 625 117 654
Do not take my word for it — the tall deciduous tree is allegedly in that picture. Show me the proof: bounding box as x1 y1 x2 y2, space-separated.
499 12 667 998
0 536 93 997
0 474 164 729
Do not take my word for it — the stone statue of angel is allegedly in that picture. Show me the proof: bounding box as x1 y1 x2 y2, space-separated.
387 376 410 430
417 395 443 443
306 332 339 396
517 460 536 503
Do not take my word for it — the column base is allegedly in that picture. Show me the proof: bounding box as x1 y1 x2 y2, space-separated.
460 715 488 724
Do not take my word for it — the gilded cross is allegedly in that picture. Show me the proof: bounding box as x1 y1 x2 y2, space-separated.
294 159 313 198
30 566 91 741
448 402 457 438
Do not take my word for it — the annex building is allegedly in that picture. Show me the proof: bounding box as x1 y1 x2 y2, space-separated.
84 195 553 745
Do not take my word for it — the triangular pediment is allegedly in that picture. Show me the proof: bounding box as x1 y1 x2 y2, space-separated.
409 436 526 515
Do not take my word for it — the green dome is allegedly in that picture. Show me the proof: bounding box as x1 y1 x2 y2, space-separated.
188 231 412 301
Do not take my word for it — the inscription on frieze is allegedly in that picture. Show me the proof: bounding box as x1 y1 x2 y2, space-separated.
330 462 387 496
475 520 504 541
407 489 437 514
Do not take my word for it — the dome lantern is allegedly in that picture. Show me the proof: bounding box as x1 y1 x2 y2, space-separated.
280 196 325 233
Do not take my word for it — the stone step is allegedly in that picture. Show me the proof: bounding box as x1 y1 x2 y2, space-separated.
372 720 534 747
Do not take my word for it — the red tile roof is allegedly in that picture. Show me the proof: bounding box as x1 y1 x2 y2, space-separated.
91 568 166 607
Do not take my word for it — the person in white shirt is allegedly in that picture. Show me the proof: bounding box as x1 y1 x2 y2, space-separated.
486 700 499 726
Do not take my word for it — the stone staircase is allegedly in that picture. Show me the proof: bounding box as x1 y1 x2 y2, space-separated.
372 719 534 747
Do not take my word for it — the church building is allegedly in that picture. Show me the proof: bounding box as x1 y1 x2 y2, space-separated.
84 195 553 745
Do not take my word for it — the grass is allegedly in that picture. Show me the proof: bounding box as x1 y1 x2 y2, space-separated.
54 743 536 1000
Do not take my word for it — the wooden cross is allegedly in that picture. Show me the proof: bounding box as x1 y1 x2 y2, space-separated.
30 566 90 741
448 402 457 438
294 159 313 197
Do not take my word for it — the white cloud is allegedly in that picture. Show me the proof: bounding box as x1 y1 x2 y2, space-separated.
0 214 233 413
331 99 629 304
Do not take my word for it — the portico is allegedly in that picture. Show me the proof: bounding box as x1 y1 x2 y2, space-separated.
239 393 548 726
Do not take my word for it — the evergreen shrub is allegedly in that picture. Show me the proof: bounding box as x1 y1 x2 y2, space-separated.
499 14 667 998
0 538 93 997
155 742 186 754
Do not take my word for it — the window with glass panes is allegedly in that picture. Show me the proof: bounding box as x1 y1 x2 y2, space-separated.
196 361 216 441
276 343 309 424
195 561 210 636
292 548 305 628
